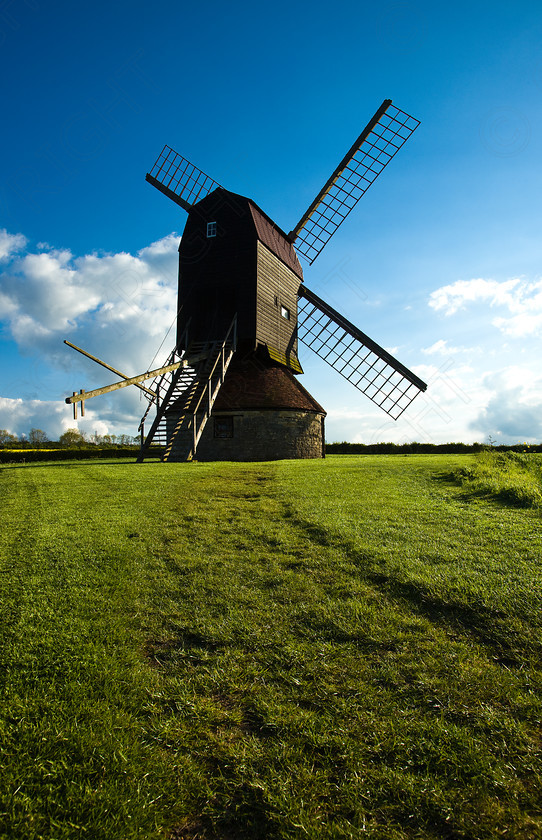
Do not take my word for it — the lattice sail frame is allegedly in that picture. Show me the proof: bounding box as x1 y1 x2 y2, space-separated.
146 146 222 212
297 286 427 420
291 101 420 264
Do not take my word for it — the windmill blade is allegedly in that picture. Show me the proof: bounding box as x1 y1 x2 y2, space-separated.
297 285 426 420
146 145 222 212
290 100 420 264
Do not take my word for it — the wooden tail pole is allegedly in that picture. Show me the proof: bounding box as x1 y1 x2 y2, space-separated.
65 361 184 406
64 340 157 399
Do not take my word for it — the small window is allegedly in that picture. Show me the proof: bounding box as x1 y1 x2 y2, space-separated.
214 416 233 439
281 305 290 320
207 221 217 238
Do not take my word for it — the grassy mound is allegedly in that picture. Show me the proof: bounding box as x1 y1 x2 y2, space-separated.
454 450 542 509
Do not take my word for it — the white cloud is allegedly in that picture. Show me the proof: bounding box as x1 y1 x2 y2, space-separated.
422 339 466 355
428 277 522 316
326 357 542 446
322 357 486 445
492 311 542 337
470 368 542 443
0 232 179 375
0 229 27 261
0 290 18 318
428 277 542 338
138 232 180 263
482 366 542 395
0 396 110 440
0 393 150 440
298 351 542 446
0 230 181 437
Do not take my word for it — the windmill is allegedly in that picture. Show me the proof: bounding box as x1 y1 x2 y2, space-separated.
65 99 427 462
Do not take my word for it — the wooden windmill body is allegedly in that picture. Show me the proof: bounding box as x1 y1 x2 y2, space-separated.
65 99 428 462
177 188 302 365
168 188 324 461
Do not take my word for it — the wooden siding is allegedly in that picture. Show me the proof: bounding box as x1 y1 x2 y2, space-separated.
177 188 302 363
256 241 300 360
177 190 257 349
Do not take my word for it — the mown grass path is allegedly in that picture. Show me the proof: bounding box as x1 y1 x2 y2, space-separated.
0 455 541 839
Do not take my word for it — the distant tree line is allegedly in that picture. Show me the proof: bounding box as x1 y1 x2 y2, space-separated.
0 428 146 463
0 428 139 448
325 441 542 454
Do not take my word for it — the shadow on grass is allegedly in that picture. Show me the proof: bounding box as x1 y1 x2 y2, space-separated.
366 574 528 668
170 780 279 840
288 510 538 669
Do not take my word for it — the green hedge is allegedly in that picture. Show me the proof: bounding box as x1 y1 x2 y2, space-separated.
0 448 160 463
324 442 542 455
2 442 540 463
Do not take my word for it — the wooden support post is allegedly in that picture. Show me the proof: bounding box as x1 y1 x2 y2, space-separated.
73 392 78 420
80 389 85 417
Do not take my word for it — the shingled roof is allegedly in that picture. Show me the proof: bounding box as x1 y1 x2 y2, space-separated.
213 358 325 414
247 200 303 279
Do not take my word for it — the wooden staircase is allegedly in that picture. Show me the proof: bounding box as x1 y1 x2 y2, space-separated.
137 316 237 462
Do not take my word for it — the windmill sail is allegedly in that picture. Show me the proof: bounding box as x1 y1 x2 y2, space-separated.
297 285 426 420
290 101 420 264
146 146 222 212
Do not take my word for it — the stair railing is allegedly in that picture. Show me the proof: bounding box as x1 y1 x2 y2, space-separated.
137 319 192 442
189 315 237 455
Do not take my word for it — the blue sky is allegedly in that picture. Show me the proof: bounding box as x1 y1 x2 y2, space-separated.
1 0 542 444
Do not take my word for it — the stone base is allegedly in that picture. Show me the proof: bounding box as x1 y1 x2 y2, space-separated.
194 408 325 461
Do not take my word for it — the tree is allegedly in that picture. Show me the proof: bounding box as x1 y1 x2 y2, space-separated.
29 428 49 445
0 429 18 445
59 428 85 447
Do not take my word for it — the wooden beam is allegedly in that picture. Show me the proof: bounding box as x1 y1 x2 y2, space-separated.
64 340 157 398
65 361 184 405
145 174 193 213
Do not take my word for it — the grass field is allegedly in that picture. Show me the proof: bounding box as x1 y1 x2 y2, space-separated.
1 454 541 839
